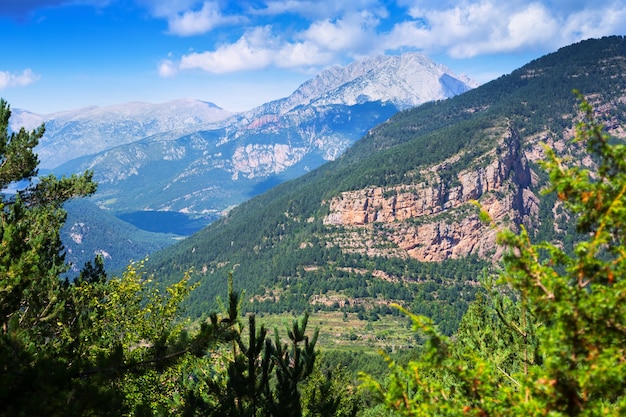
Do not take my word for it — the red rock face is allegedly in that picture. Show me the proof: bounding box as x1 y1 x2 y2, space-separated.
323 127 542 262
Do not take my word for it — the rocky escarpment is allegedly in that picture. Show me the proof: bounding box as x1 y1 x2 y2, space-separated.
323 126 541 262
231 143 308 180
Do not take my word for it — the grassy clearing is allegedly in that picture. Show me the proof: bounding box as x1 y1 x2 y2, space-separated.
249 311 416 353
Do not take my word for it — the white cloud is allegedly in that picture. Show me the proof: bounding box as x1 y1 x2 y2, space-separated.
445 2 559 57
560 5 626 43
164 8 384 75
158 59 178 77
385 1 626 58
175 23 339 74
0 69 40 89
301 11 380 54
166 1 244 36
275 42 332 68
159 0 626 76
180 27 276 73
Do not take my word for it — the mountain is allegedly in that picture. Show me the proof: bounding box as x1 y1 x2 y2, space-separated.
147 36 626 334
51 52 474 218
16 99 232 169
244 53 477 115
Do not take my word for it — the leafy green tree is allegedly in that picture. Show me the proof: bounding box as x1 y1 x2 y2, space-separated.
0 98 338 417
360 94 626 415
213 313 271 416
302 367 360 417
452 284 539 389
268 312 319 416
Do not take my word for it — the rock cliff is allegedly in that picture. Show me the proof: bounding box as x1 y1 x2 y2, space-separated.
323 125 541 262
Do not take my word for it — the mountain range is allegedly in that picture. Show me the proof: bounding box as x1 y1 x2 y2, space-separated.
144 36 626 333
12 99 233 169
35 52 474 217
11 52 475 273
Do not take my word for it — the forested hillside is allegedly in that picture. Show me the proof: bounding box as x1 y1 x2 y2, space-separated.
61 199 180 275
149 36 626 335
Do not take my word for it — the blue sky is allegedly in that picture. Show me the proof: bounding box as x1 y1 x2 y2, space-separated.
2 0 625 114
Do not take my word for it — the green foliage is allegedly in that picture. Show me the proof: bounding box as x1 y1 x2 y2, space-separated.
360 95 626 415
270 312 319 416
1 257 241 416
0 99 355 417
0 99 100 415
302 367 360 417
497 93 626 414
195 310 321 417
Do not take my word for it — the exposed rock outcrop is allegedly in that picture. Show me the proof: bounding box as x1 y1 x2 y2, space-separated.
323 127 540 262
231 143 307 179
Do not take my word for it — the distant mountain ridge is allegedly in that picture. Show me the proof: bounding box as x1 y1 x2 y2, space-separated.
13 99 232 169
46 52 474 216
7 52 475 273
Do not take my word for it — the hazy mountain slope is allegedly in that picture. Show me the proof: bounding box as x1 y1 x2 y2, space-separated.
148 36 626 333
14 99 232 169
57 102 399 215
53 52 474 216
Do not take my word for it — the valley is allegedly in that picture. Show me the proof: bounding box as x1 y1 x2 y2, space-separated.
147 36 626 337
4 0 626 413
35 52 474 274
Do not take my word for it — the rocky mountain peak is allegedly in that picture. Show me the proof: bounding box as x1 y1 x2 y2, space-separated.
21 50 477 218
250 52 476 116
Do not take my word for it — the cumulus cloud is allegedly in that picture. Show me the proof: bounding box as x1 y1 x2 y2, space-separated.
300 11 380 54
179 27 276 73
560 4 626 41
162 8 383 75
159 0 626 76
166 1 245 36
385 0 626 57
157 59 178 77
0 69 40 89
383 2 557 57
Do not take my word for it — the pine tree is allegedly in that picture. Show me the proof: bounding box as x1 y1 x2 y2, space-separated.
0 98 98 415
